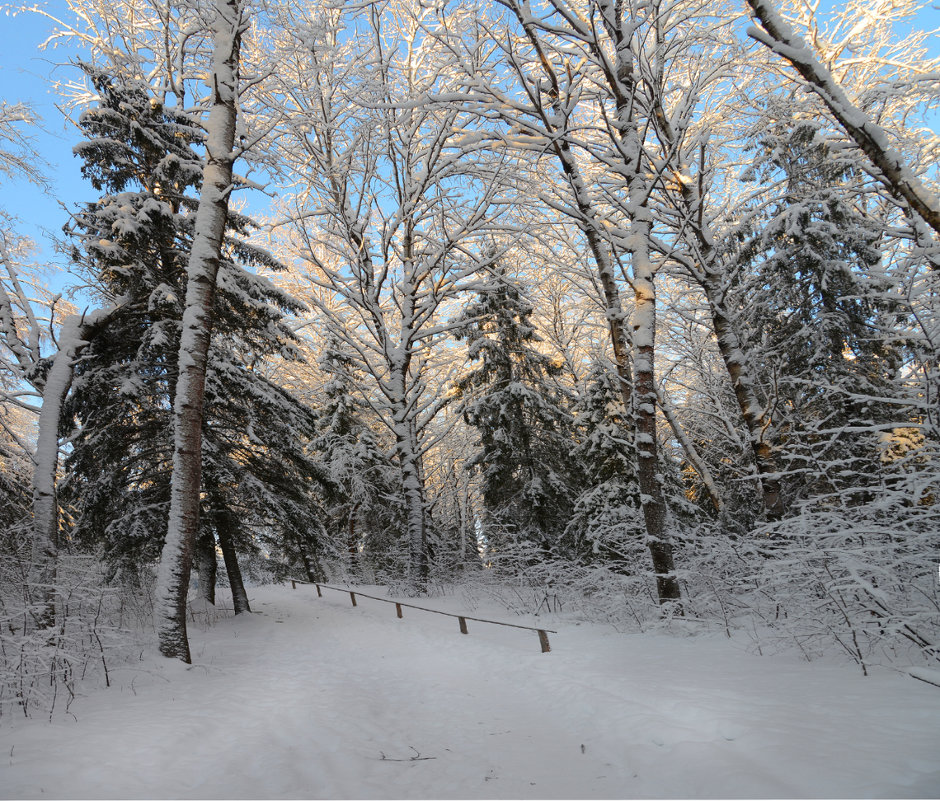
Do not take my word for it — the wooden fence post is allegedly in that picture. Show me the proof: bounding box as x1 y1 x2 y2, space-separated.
303 582 555 651
291 580 296 590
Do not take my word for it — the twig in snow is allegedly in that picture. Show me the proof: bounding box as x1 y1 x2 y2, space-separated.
378 746 436 762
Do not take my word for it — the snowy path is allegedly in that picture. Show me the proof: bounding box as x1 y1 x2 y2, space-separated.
1 583 939 799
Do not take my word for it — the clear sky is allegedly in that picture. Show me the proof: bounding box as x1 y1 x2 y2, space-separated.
1 1 939 287
1 4 89 273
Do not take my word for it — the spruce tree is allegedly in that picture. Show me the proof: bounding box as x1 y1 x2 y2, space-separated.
455 267 579 555
735 111 904 504
61 65 320 591
313 337 405 579
562 362 644 569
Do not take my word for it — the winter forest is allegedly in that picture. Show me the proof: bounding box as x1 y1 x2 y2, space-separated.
1 0 940 742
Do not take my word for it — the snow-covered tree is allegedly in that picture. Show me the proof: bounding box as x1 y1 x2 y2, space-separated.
746 0 940 241
455 266 580 555
312 338 404 579
731 109 905 503
62 60 319 611
563 361 643 568
266 0 510 592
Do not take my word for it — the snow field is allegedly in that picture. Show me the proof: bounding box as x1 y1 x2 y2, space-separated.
1 582 938 799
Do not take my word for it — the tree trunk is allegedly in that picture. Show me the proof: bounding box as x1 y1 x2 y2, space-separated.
630 211 682 607
216 511 250 615
395 416 429 592
700 275 784 520
155 0 244 662
601 0 681 607
393 222 429 593
510 0 680 606
195 532 217 605
30 310 115 628
29 328 78 629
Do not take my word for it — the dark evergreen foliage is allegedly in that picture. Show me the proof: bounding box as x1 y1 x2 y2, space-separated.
0 438 30 535
61 65 321 584
455 267 581 554
562 362 644 567
312 337 405 578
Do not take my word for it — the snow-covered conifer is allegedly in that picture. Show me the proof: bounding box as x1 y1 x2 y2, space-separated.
455 267 580 555
562 362 644 569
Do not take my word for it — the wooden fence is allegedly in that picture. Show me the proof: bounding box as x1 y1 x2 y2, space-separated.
290 580 556 653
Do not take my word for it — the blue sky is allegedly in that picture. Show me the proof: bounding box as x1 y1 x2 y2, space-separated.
1 1 939 284
1 5 89 270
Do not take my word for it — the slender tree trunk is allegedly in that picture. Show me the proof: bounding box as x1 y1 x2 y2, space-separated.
301 545 322 583
509 0 679 606
395 223 429 593
29 324 79 628
657 386 723 514
155 0 244 662
346 502 360 579
195 532 217 605
215 511 250 615
699 274 784 520
30 310 115 628
650 89 785 521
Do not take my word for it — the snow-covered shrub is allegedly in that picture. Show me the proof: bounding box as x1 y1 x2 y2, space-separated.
466 538 665 628
749 486 939 673
673 455 940 673
0 550 144 719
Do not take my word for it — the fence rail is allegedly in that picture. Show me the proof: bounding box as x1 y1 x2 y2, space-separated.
290 580 555 653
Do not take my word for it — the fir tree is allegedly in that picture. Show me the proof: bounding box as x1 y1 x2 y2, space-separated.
61 65 320 591
735 112 905 504
455 267 580 555
313 337 405 579
563 362 644 569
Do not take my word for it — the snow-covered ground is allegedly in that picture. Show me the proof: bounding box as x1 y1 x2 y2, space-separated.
1 582 938 799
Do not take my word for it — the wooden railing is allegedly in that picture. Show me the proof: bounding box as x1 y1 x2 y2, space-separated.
290 580 556 653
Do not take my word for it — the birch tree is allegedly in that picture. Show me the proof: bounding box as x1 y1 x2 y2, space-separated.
266 0 511 592
745 0 940 242
155 0 246 662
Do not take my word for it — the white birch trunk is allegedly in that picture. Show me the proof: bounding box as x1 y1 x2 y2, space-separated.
602 0 681 606
155 0 244 662
30 309 115 628
628 208 681 605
